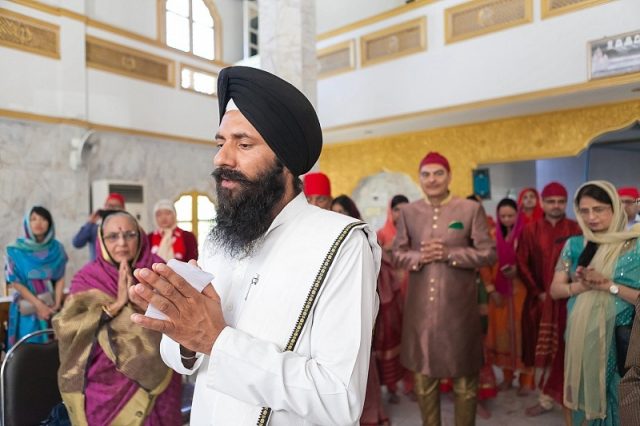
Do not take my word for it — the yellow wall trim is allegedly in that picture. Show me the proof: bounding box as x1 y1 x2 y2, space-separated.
0 108 214 146
317 39 356 79
86 35 175 87
317 0 440 41
360 16 427 68
541 0 614 19
324 72 640 133
7 0 229 69
0 7 59 59
320 99 640 198
445 0 533 44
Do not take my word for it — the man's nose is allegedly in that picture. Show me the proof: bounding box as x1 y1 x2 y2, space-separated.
214 144 235 168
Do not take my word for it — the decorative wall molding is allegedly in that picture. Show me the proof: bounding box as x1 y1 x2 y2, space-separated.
320 99 640 198
7 0 227 69
317 0 440 41
445 0 533 44
0 7 59 58
86 36 175 87
360 17 426 68
0 108 213 146
541 0 615 19
318 40 355 79
324 71 640 133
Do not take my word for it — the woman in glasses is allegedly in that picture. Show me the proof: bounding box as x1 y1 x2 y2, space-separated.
550 181 640 426
54 211 181 425
4 206 67 349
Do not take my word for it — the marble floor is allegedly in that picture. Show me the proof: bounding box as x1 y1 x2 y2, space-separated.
383 388 566 426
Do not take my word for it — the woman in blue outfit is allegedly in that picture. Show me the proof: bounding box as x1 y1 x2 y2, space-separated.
4 206 68 348
550 181 640 425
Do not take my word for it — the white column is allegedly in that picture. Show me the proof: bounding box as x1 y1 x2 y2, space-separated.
258 0 317 106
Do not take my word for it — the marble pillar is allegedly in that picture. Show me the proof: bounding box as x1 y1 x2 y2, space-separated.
258 0 318 106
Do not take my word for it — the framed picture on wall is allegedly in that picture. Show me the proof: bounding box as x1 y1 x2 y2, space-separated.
472 168 491 200
588 30 640 80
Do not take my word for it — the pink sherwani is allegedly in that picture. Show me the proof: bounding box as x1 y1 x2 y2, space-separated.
393 195 496 378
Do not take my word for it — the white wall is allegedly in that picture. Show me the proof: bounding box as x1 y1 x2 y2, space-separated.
588 147 640 187
35 0 85 13
316 0 406 34
481 161 537 216
1 2 222 140
216 0 245 63
87 0 158 39
317 0 640 129
86 66 218 140
4 0 639 145
0 4 86 119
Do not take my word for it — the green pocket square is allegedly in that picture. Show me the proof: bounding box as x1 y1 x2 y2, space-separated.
448 221 464 230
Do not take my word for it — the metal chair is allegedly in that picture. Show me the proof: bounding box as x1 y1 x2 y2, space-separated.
0 329 61 426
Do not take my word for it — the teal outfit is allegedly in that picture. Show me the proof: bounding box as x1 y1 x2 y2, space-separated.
558 236 639 426
4 211 67 348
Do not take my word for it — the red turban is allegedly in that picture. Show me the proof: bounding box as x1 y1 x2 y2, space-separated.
106 193 126 207
303 172 331 197
419 151 450 172
541 182 567 199
618 187 640 199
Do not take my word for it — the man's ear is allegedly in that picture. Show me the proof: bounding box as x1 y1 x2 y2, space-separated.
282 167 297 192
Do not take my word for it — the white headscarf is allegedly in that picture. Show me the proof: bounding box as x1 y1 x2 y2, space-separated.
153 199 177 261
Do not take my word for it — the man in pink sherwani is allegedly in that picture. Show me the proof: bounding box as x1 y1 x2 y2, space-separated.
393 152 496 426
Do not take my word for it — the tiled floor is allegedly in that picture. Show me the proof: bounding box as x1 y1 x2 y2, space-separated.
383 388 566 426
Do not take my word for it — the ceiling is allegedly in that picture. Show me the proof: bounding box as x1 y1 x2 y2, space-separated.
322 76 640 145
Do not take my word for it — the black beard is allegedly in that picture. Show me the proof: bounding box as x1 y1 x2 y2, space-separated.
208 161 286 258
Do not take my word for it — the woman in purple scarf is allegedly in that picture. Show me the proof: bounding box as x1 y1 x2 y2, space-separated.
486 198 535 394
53 211 182 425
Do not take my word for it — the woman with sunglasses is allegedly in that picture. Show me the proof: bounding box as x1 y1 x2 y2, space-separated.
54 211 182 425
550 181 640 425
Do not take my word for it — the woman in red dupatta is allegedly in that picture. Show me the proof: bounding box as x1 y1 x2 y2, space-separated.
518 188 543 225
374 195 412 408
486 198 535 394
54 211 182 425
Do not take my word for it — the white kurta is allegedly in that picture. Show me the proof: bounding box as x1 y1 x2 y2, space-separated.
160 193 381 425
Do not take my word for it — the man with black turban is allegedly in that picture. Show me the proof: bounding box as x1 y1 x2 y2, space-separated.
129 66 381 425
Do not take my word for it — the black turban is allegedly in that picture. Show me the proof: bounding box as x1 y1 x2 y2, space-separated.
217 66 322 177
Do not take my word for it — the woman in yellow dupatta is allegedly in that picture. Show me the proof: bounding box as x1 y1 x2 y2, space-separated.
550 181 640 425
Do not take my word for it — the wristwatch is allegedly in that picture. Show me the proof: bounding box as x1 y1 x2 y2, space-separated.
609 284 620 295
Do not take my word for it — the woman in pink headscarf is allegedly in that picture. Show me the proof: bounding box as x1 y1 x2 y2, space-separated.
54 211 182 425
486 198 535 394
